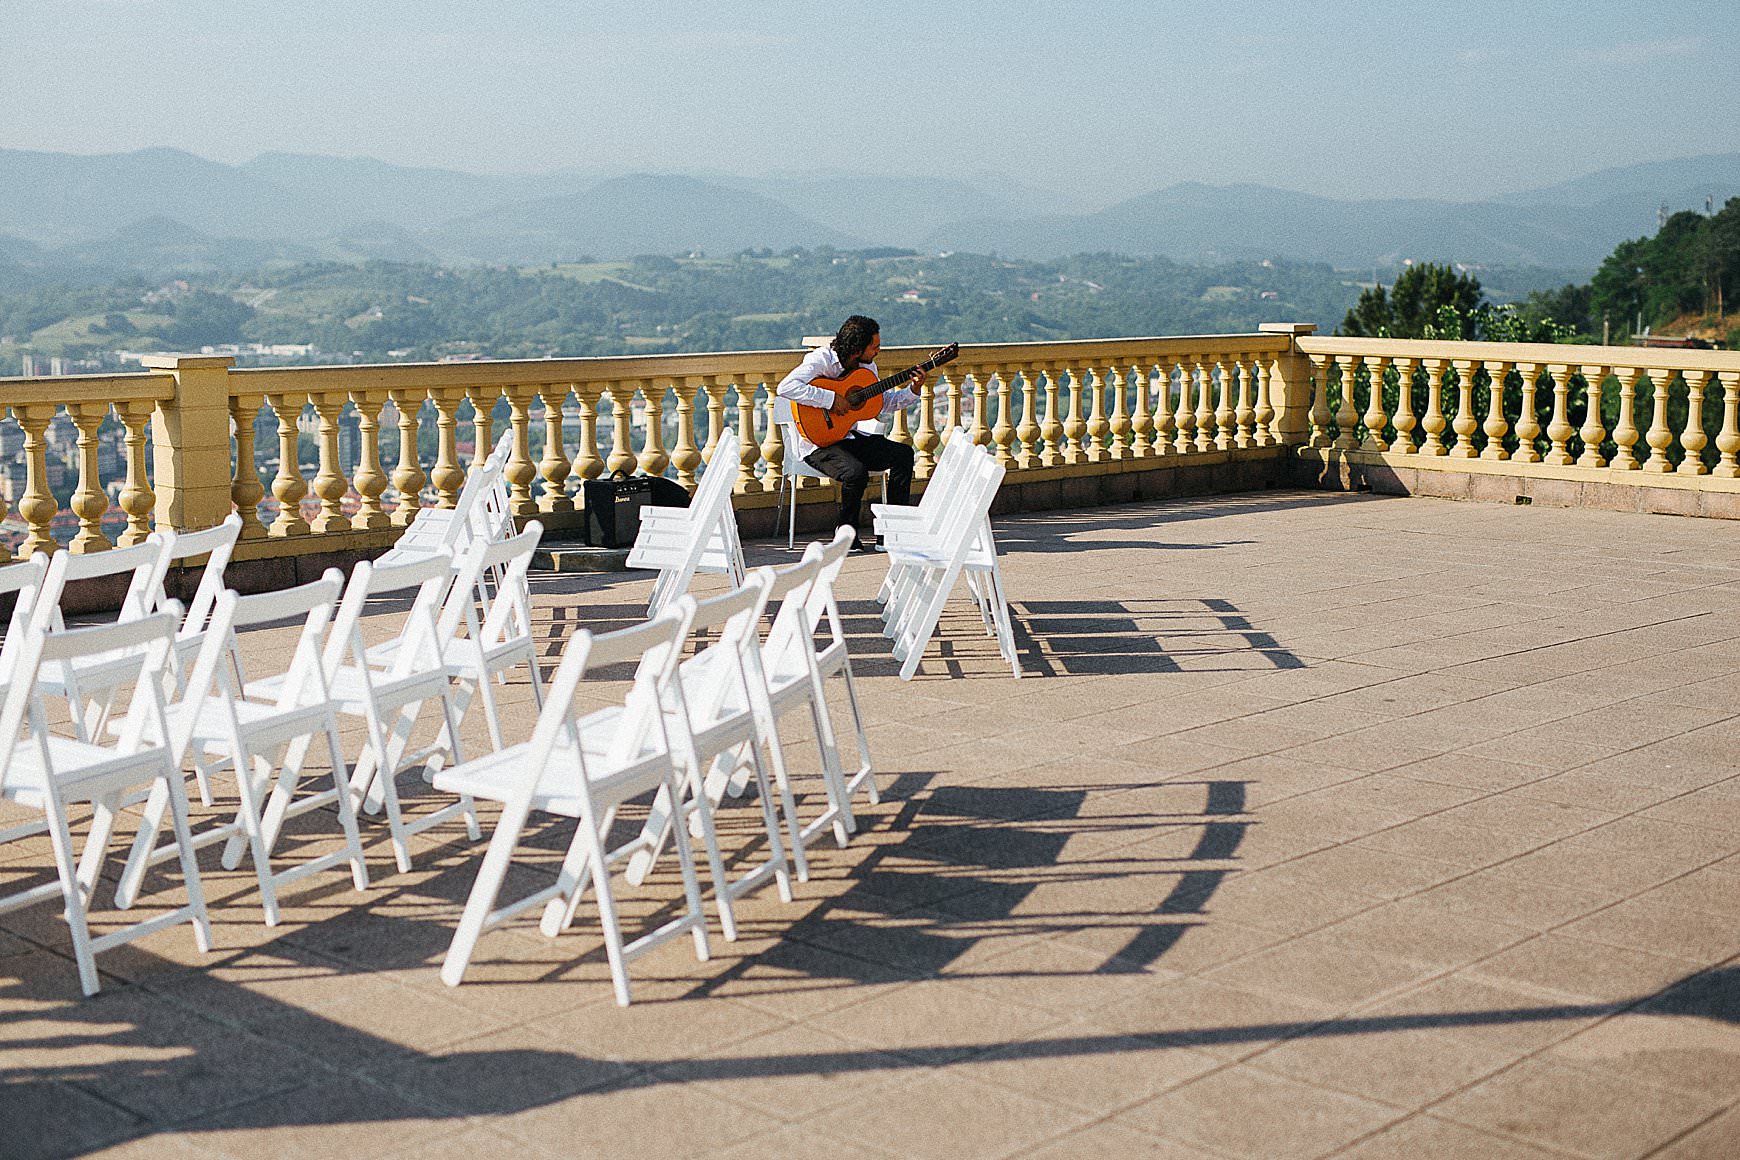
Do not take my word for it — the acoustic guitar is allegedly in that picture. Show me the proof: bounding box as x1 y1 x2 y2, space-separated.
791 343 960 449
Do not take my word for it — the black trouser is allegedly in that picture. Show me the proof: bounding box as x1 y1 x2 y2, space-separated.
803 434 914 534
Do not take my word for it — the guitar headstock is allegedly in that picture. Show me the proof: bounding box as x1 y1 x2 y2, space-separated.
926 343 960 370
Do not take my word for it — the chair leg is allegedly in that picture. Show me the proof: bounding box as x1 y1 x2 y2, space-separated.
44 799 101 996
441 797 534 987
324 721 371 891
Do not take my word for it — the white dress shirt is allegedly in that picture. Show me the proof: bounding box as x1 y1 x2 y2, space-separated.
776 345 919 460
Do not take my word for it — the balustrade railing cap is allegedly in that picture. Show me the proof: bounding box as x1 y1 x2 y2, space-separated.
1258 323 1318 335
140 354 237 370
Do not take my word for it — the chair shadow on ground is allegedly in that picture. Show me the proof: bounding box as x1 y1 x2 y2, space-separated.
837 596 1303 679
7 755 1740 1157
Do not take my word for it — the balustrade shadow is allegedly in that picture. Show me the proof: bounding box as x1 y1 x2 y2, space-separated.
6 757 1740 1156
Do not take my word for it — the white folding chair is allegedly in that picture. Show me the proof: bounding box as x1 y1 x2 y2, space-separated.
0 613 211 995
624 573 796 938
771 397 887 550
375 429 514 571
435 606 712 1005
881 450 1020 680
789 526 878 811
309 553 480 874
114 572 371 926
627 428 746 615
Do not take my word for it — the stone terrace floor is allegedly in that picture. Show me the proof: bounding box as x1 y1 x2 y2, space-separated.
6 490 1740 1159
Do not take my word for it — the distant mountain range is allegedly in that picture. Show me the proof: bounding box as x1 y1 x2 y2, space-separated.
3 146 1739 279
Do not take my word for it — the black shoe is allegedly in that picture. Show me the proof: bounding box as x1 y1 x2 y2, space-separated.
851 535 883 554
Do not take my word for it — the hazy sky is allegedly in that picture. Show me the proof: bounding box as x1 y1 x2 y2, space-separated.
4 0 1737 207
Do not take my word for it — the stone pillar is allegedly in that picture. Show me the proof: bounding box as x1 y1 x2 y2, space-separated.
142 354 237 534
1258 323 1317 447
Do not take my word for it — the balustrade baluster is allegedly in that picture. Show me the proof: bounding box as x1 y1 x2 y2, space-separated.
388 389 427 526
1214 358 1236 451
1419 359 1448 455
1545 366 1576 465
1480 361 1511 461
1641 369 1675 473
68 403 112 553
1576 366 1608 468
605 384 637 478
1307 357 1332 448
701 379 729 484
1390 357 1417 454
1361 357 1390 451
1041 366 1064 466
638 381 670 477
1233 356 1256 449
1252 360 1275 448
308 393 351 534
539 388 575 514
1107 365 1132 458
914 369 941 476
1609 368 1643 469
1714 371 1740 477
265 395 310 537
429 388 467 509
1131 362 1156 457
1014 367 1041 470
1082 366 1108 462
16 407 56 555
1332 356 1360 451
991 371 1017 466
1173 362 1196 453
1449 360 1478 458
1512 363 1541 464
889 386 912 447
942 369 962 436
671 377 705 491
1679 370 1710 475
503 386 539 516
466 388 499 474
1193 360 1215 452
1060 367 1088 463
348 390 390 528
735 379 763 494
118 401 157 546
572 385 604 486
757 385 784 492
969 371 992 449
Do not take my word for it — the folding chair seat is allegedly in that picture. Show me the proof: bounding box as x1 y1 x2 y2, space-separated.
0 613 211 995
435 606 712 1005
624 573 796 937
114 572 370 926
250 553 478 874
627 428 746 615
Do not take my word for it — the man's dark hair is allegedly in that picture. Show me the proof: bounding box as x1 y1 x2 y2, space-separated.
832 315 880 365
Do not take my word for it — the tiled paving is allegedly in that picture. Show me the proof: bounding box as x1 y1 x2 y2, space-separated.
5 489 1740 1159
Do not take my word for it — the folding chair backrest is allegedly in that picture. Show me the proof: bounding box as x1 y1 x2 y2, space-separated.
525 604 692 798
680 572 774 721
0 613 183 796
0 555 49 687
34 536 173 633
761 551 826 662
160 514 243 651
198 570 346 717
443 522 543 647
324 553 455 681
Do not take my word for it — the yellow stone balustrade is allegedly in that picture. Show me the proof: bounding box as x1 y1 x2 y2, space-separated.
12 332 1740 562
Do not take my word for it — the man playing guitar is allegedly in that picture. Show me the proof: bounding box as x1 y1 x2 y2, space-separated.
777 315 925 551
